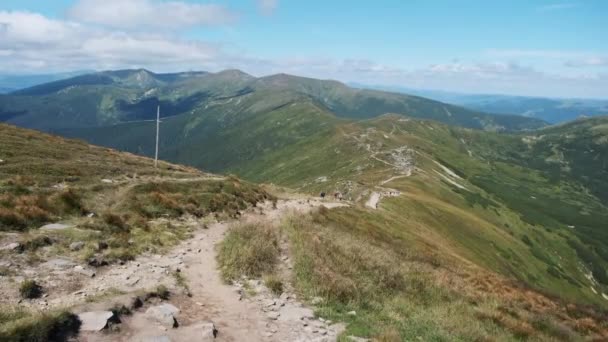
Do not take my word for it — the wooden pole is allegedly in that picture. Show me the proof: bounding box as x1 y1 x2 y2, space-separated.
155 105 160 168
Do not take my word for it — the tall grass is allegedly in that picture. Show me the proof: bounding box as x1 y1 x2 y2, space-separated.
0 308 81 342
217 222 280 282
281 210 596 341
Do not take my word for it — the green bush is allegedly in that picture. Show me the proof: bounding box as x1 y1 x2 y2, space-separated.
0 309 81 342
19 280 42 299
264 274 284 295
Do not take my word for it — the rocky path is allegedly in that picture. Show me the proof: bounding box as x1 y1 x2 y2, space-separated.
77 198 348 342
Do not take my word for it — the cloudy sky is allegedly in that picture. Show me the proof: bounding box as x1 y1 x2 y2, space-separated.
0 0 606 98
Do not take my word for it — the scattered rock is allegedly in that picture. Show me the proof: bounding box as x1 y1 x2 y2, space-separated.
88 257 108 267
146 304 180 328
278 306 314 321
347 336 370 342
101 179 113 184
267 311 280 320
74 265 96 278
69 241 85 251
40 223 73 231
347 311 357 316
189 322 218 341
127 276 141 286
86 212 96 218
78 311 117 332
0 242 22 252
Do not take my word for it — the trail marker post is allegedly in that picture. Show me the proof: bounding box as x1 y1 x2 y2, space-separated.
155 105 160 168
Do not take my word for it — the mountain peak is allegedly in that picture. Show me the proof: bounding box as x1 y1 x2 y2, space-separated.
214 69 254 80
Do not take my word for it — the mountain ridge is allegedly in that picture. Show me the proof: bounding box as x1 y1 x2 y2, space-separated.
0 69 547 132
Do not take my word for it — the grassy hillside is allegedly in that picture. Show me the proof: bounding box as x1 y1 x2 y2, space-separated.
0 69 546 132
0 123 273 261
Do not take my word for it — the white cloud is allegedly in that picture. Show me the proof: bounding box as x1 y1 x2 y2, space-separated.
484 49 591 59
67 0 238 30
257 0 278 15
565 56 608 67
0 10 606 98
0 11 223 72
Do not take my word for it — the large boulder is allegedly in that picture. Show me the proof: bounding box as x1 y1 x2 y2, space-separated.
145 303 180 328
78 311 117 331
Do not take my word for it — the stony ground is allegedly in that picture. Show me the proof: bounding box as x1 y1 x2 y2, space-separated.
1 198 350 342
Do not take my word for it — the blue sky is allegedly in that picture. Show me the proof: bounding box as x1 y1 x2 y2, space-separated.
0 0 607 97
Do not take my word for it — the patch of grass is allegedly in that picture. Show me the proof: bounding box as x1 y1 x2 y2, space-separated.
0 307 81 342
19 280 42 299
172 270 191 296
217 222 280 282
155 285 170 300
263 274 284 295
20 235 53 252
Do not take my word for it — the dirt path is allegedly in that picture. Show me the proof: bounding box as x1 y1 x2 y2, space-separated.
79 198 348 342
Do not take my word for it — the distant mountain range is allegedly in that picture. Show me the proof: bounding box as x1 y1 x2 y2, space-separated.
0 69 547 132
0 71 91 94
351 83 608 124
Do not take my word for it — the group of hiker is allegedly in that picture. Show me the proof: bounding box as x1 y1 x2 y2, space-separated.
320 191 343 201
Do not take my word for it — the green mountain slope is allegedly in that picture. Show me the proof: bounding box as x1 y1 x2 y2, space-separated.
58 85 608 307
0 69 546 131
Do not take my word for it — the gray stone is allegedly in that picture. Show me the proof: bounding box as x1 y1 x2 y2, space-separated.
69 241 85 251
41 258 77 270
266 311 280 320
0 242 22 252
311 296 323 305
78 311 116 331
189 322 218 341
101 179 113 184
347 310 357 316
146 304 180 328
278 306 314 321
40 223 73 231
74 265 96 277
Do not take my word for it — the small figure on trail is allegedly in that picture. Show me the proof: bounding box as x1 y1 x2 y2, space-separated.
320 192 326 199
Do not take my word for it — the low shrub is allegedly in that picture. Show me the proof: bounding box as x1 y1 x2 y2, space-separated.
0 308 81 342
19 280 42 299
264 274 284 295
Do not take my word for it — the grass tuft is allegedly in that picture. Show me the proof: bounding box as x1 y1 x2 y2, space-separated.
217 222 279 282
0 308 81 342
19 280 42 299
263 274 284 295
